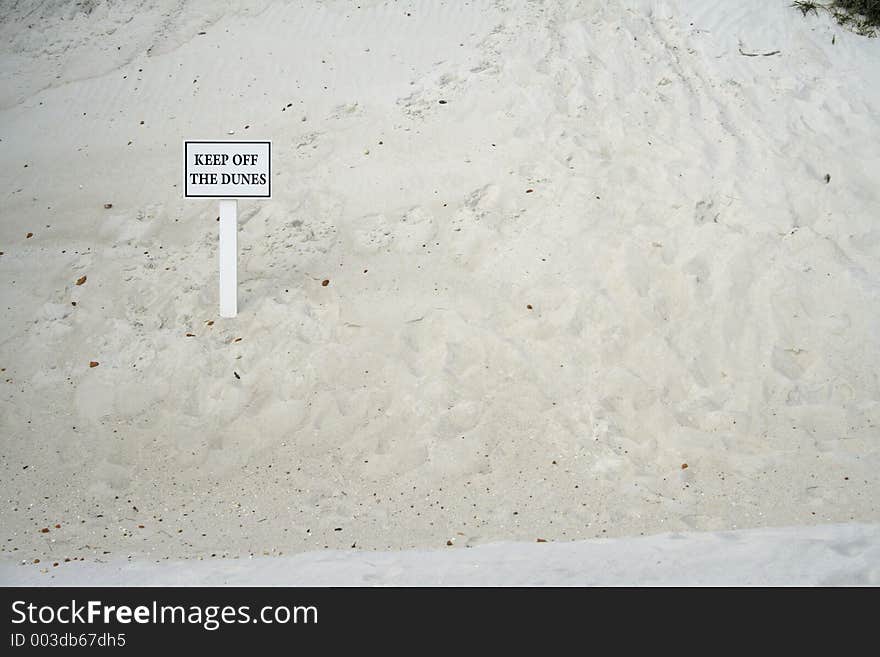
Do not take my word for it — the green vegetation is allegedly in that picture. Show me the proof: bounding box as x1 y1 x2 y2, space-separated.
792 1 821 17
792 0 880 35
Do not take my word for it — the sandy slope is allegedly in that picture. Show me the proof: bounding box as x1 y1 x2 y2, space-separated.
1 0 878 579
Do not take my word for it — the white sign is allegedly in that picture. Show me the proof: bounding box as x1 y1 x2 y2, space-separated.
184 140 271 198
184 140 272 318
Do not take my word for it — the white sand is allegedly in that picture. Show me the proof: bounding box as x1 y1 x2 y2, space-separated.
1 0 878 581
4 523 878 586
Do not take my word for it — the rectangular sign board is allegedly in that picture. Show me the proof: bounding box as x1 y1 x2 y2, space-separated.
184 140 271 198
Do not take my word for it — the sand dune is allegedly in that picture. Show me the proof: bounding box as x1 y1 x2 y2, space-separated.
1 0 878 580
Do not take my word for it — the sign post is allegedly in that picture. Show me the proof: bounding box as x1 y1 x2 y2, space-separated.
184 140 271 318
218 198 238 317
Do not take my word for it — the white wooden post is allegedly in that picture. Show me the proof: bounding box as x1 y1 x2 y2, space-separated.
219 199 237 318
185 140 270 318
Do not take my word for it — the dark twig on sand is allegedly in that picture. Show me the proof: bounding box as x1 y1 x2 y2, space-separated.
739 48 782 56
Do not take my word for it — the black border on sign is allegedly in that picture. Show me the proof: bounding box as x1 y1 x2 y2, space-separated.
184 140 272 199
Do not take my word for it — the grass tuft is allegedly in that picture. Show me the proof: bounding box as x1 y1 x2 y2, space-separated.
792 0 880 35
792 1 821 16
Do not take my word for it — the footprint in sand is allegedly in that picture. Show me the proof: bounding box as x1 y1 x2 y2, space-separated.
349 207 436 254
350 213 394 253
394 206 436 252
